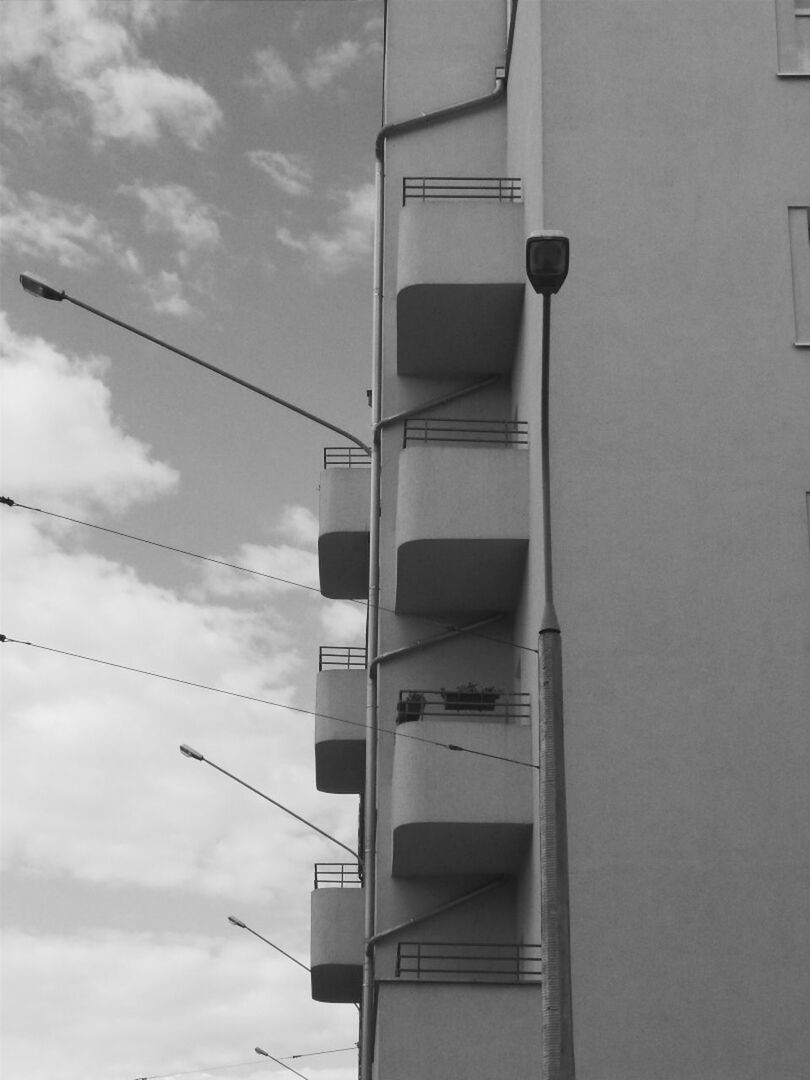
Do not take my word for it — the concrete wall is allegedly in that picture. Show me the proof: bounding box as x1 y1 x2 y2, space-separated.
508 3 810 1078
374 982 543 1080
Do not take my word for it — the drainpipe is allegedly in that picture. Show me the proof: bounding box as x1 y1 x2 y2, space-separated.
360 18 515 1074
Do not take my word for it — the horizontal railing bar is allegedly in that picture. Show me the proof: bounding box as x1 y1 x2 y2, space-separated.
402 176 523 205
318 645 367 671
395 941 542 980
402 418 528 448
323 446 371 469
314 861 363 888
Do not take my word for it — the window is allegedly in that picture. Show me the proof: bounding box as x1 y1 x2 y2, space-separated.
776 0 810 75
788 207 810 346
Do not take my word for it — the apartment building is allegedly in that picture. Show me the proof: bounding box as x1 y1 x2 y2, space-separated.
310 3 810 1078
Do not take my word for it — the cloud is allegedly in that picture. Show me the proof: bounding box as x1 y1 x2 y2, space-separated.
0 311 177 513
247 150 313 197
276 181 376 275
302 39 364 91
2 928 358 1080
120 182 221 250
143 269 195 317
320 599 367 642
1 183 140 272
245 44 297 104
199 505 319 600
0 0 221 149
79 64 222 147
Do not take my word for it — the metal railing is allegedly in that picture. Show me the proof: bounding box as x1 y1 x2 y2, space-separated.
402 176 522 205
323 446 371 469
396 942 542 981
314 862 363 888
396 689 530 724
403 417 528 448
319 646 367 671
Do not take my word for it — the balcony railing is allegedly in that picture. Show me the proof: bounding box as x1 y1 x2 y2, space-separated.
396 689 530 724
323 446 371 469
396 942 542 981
402 176 522 205
402 418 528 448
314 862 363 888
318 645 367 671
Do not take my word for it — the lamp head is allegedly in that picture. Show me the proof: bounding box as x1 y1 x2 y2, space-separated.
255 1048 270 1057
20 273 65 302
525 231 570 295
227 915 247 928
179 744 204 761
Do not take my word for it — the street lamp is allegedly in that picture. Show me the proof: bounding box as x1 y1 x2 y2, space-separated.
18 272 370 452
254 1047 308 1079
178 744 358 860
525 231 575 1080
227 914 310 973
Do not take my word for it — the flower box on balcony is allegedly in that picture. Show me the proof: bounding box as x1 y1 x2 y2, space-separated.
441 685 500 712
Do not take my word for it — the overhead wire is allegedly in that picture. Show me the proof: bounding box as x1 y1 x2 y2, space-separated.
0 634 538 771
1 496 538 656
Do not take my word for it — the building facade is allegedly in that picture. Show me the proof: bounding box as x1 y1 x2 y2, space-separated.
312 3 810 1078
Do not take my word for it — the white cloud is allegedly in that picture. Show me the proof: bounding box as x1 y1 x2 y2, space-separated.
0 311 176 513
80 65 222 148
143 269 195 317
200 505 319 600
320 599 367 642
1 313 357 907
1 928 358 1080
303 39 363 91
0 0 221 149
120 182 221 250
1 184 140 272
247 149 313 197
245 44 298 104
276 181 376 275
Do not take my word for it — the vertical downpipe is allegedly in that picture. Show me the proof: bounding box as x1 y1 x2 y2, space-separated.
359 152 384 1080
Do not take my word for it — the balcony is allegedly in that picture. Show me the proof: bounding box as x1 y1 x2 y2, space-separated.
373 981 542 1080
310 862 363 1003
315 646 367 794
390 697 532 876
395 420 529 616
318 447 370 600
397 178 525 377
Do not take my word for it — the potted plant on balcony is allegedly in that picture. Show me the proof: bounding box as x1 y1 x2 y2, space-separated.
440 683 501 711
396 691 426 724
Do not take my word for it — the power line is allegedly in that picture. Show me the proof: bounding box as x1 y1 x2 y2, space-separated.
1 495 538 656
0 634 538 771
0 496 325 597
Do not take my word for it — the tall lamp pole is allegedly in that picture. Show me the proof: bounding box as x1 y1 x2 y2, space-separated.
526 231 575 1080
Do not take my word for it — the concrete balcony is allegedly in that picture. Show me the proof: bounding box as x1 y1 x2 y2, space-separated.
374 981 542 1080
315 649 366 794
318 451 370 600
395 434 529 616
396 191 525 377
390 718 532 876
310 864 364 1003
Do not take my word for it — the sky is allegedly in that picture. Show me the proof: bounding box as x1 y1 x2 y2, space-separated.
0 2 383 1078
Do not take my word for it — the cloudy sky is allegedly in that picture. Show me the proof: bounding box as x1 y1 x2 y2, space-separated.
0 2 382 1078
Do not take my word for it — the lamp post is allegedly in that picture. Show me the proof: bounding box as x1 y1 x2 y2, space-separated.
227 915 310 973
179 745 358 860
18 273 370 453
525 231 575 1080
